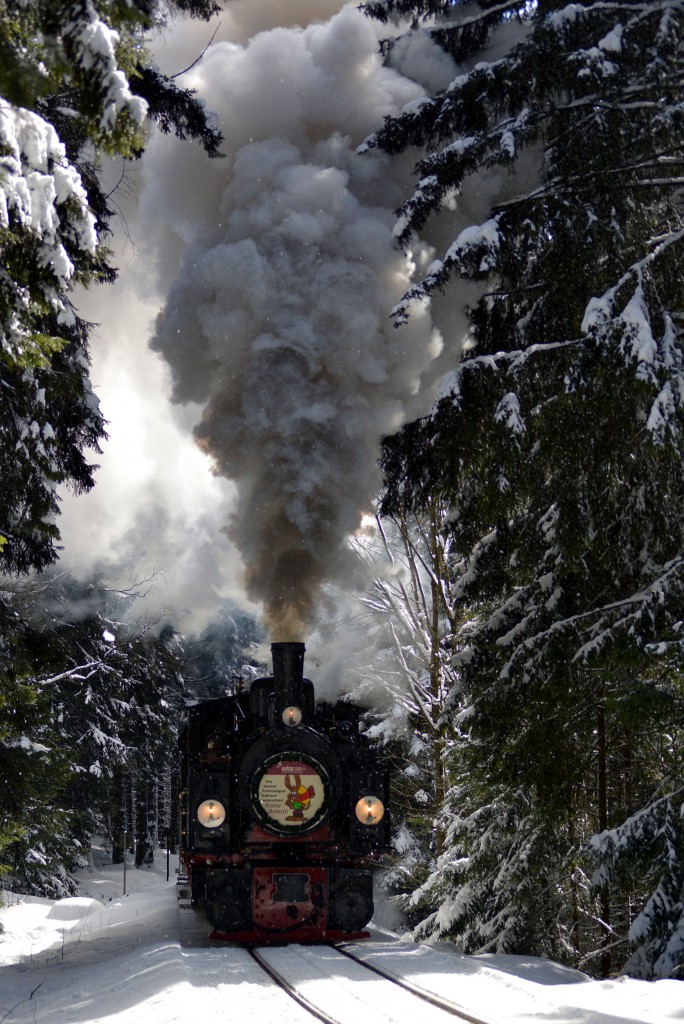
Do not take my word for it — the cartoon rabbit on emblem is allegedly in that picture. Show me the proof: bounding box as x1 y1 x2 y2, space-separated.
284 773 316 821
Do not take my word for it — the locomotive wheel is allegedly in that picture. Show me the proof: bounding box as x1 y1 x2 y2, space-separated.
205 870 251 933
190 869 205 905
328 880 374 932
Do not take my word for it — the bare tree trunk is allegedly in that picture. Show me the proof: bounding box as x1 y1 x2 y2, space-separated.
111 770 127 864
430 512 446 857
135 777 154 867
597 694 611 977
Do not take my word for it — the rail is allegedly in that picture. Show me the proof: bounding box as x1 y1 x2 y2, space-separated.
334 943 492 1024
249 943 493 1024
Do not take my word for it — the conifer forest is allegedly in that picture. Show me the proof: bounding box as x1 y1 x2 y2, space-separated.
0 0 683 984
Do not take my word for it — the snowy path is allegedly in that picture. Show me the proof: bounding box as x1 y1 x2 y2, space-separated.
1 855 683 1024
0 889 315 1024
253 942 476 1024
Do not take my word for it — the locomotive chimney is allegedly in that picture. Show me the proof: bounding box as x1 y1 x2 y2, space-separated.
271 641 306 717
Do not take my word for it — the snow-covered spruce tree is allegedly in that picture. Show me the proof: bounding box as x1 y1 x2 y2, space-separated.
34 575 184 860
590 791 684 979
364 0 684 975
0 0 222 573
0 586 77 897
0 571 185 890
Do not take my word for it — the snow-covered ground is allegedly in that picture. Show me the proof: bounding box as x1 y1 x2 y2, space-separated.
0 846 682 1024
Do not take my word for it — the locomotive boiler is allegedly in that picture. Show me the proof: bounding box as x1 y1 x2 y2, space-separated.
178 641 391 942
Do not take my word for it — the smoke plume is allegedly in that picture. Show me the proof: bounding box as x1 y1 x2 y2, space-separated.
144 4 446 639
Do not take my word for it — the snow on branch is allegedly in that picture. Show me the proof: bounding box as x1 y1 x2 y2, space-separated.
65 0 148 133
515 555 684 671
590 788 684 978
582 228 684 339
0 100 97 359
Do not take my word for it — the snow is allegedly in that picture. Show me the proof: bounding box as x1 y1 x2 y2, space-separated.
495 392 526 434
0 102 96 255
647 382 676 440
69 0 148 129
598 25 623 53
0 99 98 358
6 735 51 753
549 5 585 30
444 217 501 274
399 97 433 117
1 847 682 1024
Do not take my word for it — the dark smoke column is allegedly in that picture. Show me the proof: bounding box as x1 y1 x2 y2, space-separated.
146 6 444 639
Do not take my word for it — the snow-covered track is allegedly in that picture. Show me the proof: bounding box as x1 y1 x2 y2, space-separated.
334 943 490 1024
249 947 341 1024
249 944 491 1024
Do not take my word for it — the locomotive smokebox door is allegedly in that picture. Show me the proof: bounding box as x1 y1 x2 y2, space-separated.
238 728 341 837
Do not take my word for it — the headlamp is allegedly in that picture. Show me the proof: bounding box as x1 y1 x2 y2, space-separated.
355 795 385 825
281 705 303 726
197 798 226 828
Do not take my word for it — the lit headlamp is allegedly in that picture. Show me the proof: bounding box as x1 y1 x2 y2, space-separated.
355 795 385 825
196 799 226 828
281 706 303 726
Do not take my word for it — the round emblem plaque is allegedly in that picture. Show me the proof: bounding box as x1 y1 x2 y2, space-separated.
251 752 331 834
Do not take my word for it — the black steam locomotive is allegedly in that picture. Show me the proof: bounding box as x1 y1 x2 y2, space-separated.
178 641 391 942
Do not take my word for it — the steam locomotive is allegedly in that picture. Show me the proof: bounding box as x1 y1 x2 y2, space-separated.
178 641 391 942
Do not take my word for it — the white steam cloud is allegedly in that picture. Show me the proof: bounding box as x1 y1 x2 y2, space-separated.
143 4 446 639
59 1 516 643
57 267 254 632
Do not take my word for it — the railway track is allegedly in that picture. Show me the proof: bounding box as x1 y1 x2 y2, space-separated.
249 944 493 1024
335 944 490 1024
181 897 493 1024
249 947 343 1024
